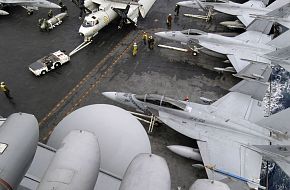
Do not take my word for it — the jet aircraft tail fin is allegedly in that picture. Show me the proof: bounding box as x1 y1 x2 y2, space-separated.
229 79 268 101
246 19 273 34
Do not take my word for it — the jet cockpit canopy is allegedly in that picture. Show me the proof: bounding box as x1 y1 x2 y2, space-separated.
82 16 99 27
181 29 206 36
135 94 187 111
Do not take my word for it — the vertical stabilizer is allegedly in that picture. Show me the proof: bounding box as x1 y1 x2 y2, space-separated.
246 19 273 34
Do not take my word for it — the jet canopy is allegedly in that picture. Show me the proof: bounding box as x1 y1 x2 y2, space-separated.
181 29 206 36
135 94 187 111
82 16 99 27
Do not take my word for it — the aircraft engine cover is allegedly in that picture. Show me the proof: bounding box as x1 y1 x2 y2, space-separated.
119 153 171 190
37 130 100 190
47 104 151 179
189 179 230 190
0 113 39 190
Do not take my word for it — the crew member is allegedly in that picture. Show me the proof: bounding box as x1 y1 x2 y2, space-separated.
183 96 189 102
0 82 12 99
148 36 155 50
166 14 172 29
132 42 138 56
142 32 148 45
174 5 180 16
79 0 85 19
59 2 68 13
48 10 53 18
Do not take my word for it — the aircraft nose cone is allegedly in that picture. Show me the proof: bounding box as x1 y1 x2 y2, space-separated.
155 32 166 38
102 92 118 101
50 3 61 9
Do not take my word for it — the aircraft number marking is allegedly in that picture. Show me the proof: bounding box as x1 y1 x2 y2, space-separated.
104 16 109 24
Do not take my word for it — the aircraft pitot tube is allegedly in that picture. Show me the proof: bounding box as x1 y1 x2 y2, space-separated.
0 113 39 190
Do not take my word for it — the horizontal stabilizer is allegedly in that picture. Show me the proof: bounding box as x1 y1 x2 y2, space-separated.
276 61 290 72
256 107 290 135
265 46 290 60
229 80 268 101
274 160 290 178
234 62 272 83
253 145 290 177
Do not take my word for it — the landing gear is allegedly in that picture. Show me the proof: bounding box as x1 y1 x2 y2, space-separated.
191 45 200 56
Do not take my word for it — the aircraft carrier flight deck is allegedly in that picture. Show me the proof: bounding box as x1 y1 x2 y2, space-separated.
1 0 281 189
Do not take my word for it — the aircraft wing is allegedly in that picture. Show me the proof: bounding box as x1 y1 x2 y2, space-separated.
198 37 269 73
92 0 156 18
197 139 263 190
234 61 272 83
226 54 250 73
237 15 254 27
155 110 263 190
1 0 61 8
92 0 134 9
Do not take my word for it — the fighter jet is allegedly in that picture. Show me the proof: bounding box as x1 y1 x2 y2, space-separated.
0 0 61 15
78 0 156 42
102 80 290 189
176 0 287 29
154 24 290 80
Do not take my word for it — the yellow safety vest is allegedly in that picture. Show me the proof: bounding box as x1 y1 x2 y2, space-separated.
0 84 8 92
142 34 148 40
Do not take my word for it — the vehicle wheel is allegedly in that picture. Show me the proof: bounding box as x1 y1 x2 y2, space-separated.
55 62 61 68
41 71 46 75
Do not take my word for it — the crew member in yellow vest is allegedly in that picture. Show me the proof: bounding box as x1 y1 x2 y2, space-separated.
132 42 138 56
0 82 12 99
142 32 148 45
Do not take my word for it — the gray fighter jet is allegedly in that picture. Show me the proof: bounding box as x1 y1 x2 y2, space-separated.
176 0 287 28
0 0 60 15
102 80 290 189
155 25 290 79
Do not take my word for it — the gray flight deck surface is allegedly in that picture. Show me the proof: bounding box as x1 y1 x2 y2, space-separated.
0 0 249 189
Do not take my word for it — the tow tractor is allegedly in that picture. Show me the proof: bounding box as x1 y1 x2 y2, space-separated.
28 50 70 76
